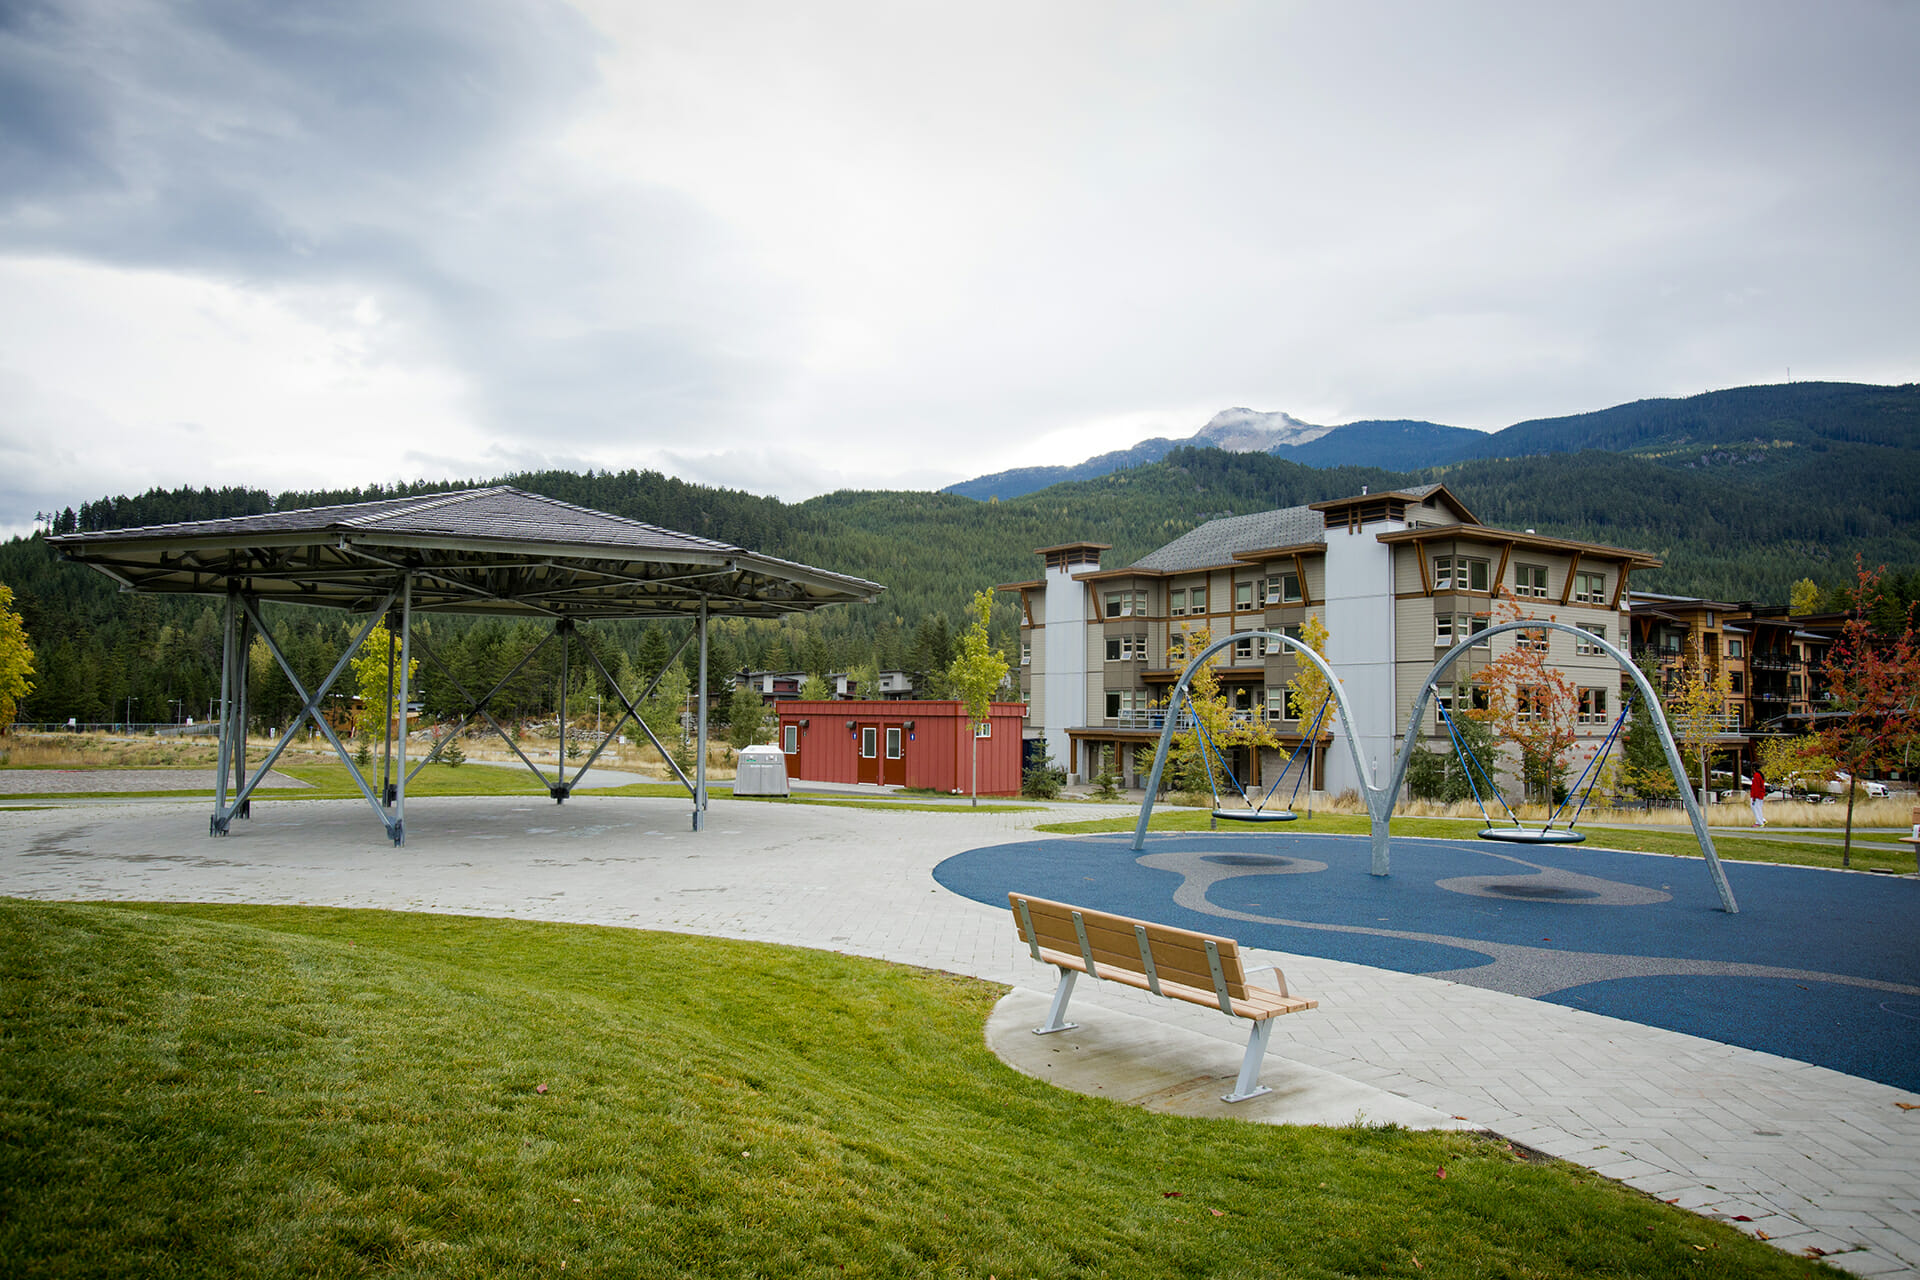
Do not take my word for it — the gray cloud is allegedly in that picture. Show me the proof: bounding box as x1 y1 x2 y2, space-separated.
0 0 1915 525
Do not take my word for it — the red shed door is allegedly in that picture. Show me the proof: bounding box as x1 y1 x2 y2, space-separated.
857 725 879 783
883 725 905 785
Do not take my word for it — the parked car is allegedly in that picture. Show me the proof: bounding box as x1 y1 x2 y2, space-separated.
1825 772 1890 799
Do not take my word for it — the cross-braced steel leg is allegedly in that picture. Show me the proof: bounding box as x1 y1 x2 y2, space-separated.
1033 968 1079 1035
1223 1018 1276 1103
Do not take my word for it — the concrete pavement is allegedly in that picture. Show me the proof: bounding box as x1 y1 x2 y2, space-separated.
1 790 1915 1275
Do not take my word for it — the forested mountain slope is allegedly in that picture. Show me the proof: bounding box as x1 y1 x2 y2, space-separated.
5 416 1916 725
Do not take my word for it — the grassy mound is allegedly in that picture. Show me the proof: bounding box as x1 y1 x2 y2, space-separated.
0 901 1835 1278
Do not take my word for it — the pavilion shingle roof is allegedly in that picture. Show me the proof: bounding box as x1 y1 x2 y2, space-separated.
49 486 881 620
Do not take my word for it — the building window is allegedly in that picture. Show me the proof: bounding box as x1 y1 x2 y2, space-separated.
1575 624 1606 656
1020 640 1031 666
1727 638 1744 658
1436 613 1492 648
1574 571 1607 603
783 724 798 754
1518 628 1550 654
860 726 877 758
1515 564 1549 597
1234 581 1255 611
1106 634 1147 661
1233 634 1268 661
1433 555 1490 592
1432 682 1488 728
1578 687 1609 726
1106 690 1148 720
975 719 992 738
1169 588 1186 616
1265 572 1302 605
885 727 903 759
1729 671 1744 694
1105 589 1145 618
1189 586 1207 614
1516 686 1541 722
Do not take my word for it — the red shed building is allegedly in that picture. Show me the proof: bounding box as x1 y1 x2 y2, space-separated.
775 700 1025 795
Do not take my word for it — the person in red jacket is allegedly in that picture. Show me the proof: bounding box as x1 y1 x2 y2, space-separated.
1750 767 1767 827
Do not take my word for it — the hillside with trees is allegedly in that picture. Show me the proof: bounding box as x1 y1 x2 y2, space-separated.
4 386 1916 728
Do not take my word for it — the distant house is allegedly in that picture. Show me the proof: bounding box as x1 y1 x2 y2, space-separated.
741 669 916 703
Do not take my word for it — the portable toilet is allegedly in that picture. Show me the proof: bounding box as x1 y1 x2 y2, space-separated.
734 744 790 798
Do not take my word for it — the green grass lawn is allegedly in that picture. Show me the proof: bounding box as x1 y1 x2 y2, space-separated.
1036 809 1917 874
0 901 1838 1278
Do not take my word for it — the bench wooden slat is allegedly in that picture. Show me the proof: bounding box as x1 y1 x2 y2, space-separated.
1015 898 1255 999
1011 893 1317 1022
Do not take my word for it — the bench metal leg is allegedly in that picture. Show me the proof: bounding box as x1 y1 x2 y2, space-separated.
1033 967 1080 1035
1223 1018 1276 1103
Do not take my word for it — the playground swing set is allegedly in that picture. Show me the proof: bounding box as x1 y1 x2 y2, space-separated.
1131 620 1741 913
1185 690 1331 826
1431 687 1634 845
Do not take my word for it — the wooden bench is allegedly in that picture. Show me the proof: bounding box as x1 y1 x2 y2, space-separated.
1008 892 1317 1103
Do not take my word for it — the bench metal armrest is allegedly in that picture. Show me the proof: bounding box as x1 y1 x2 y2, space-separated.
1244 962 1289 998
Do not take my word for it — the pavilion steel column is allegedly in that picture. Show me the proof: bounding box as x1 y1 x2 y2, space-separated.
211 588 237 834
393 573 412 846
693 596 709 830
230 603 252 819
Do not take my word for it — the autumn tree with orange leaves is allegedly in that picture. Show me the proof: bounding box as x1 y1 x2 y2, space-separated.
1471 594 1580 803
1818 559 1920 867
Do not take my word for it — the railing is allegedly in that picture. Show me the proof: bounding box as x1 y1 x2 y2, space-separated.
1750 655 1799 671
1113 708 1267 731
13 721 221 736
1666 713 1744 736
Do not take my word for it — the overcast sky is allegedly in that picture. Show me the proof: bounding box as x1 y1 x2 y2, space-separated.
2 0 1916 533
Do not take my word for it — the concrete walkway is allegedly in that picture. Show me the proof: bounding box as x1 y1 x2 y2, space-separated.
0 792 1914 1275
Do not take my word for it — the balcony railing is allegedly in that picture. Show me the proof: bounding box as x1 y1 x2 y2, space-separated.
1113 708 1266 731
1666 713 1745 736
1750 655 1799 671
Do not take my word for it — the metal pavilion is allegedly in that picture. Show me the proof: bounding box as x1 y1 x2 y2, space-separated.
49 486 883 843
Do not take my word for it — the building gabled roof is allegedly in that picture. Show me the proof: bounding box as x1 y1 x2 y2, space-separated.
1127 505 1327 574
49 486 882 620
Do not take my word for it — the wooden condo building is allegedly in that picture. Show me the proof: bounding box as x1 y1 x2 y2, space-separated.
1000 485 1661 795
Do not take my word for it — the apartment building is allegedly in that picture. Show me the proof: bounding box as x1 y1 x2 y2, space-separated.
1001 484 1659 794
1628 593 1842 776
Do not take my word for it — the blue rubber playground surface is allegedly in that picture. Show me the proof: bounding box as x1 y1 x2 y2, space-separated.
934 833 1920 1092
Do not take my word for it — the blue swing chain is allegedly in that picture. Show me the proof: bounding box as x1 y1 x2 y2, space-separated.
1249 694 1330 814
1543 693 1634 831
1434 691 1521 827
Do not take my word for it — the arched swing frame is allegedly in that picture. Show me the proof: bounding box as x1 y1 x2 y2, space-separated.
1131 630 1366 846
1130 622 1739 914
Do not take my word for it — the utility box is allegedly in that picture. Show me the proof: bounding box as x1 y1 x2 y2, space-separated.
734 744 790 798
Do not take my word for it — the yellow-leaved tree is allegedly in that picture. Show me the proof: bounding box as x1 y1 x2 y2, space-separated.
350 619 418 741
1665 657 1733 806
947 589 1010 806
1167 626 1279 804
0 583 34 733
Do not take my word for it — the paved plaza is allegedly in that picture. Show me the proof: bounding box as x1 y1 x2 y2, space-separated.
2 790 1917 1275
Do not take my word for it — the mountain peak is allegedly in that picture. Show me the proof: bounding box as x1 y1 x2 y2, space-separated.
1194 408 1333 452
